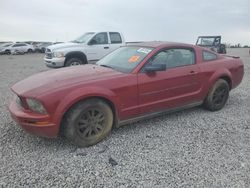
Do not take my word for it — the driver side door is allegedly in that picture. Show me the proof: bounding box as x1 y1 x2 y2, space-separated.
137 48 202 115
85 32 112 62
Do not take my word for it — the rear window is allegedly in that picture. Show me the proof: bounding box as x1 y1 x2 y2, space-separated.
203 51 217 61
109 32 122 44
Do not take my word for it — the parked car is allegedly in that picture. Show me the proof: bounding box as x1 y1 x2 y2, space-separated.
0 43 14 54
196 36 227 54
52 42 64 45
44 31 125 68
35 42 53 53
0 43 34 54
9 42 244 147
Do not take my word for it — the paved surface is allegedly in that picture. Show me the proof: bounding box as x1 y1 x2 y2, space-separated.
0 49 250 187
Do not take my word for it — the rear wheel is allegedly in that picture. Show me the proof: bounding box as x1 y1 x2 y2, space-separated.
61 99 113 147
65 57 85 67
204 79 229 111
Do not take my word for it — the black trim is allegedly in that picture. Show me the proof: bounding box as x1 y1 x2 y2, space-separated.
118 101 202 126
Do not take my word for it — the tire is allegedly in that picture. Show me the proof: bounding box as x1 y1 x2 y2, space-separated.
41 48 45 53
5 50 11 55
204 79 229 111
219 44 227 54
65 57 84 67
223 48 227 54
61 99 113 147
27 49 33 53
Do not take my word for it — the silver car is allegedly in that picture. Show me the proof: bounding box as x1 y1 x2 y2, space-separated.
0 43 34 54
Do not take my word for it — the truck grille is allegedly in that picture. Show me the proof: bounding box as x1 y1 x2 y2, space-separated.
46 48 51 52
45 48 52 59
45 53 52 59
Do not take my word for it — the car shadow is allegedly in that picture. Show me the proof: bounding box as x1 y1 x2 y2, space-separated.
6 104 232 154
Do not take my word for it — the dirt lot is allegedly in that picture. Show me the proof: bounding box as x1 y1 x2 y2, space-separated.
0 49 250 187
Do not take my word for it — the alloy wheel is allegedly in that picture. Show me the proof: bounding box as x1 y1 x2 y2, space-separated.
76 108 105 138
212 85 228 106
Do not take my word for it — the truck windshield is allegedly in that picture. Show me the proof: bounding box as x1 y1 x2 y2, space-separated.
197 37 215 46
72 32 95 43
97 46 153 73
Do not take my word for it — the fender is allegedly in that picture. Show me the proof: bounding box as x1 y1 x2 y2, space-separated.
206 68 232 93
52 86 121 127
65 51 87 63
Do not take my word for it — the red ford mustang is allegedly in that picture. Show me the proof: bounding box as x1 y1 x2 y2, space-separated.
8 42 244 147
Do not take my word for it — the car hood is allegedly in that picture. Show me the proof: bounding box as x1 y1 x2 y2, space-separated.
47 42 82 51
12 64 123 97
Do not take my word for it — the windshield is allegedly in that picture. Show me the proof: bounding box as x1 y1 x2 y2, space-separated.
197 37 215 46
71 32 95 43
97 46 153 73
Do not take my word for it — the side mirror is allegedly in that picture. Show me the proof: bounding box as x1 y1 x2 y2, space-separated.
144 63 166 73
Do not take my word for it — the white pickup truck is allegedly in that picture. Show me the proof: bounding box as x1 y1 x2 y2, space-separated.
44 31 125 68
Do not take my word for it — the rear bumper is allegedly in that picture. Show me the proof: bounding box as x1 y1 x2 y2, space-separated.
8 99 59 138
44 57 65 68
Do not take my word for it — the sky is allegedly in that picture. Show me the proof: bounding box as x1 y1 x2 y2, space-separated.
0 0 249 45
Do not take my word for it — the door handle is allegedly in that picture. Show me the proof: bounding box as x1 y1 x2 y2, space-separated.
189 70 197 74
104 47 109 49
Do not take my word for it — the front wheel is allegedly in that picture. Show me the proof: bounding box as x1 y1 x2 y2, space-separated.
61 99 113 147
27 49 33 53
204 79 229 111
65 58 84 67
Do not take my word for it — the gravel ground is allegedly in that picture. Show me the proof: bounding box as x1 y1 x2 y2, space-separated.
0 49 250 187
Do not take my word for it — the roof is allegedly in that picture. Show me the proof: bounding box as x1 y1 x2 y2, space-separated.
126 41 195 48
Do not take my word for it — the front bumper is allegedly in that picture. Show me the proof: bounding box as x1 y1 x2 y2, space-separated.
8 98 59 138
44 57 65 68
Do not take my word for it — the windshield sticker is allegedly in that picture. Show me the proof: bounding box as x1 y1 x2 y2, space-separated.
137 48 152 54
128 55 140 63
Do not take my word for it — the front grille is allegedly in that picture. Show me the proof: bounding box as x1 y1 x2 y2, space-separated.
45 52 52 59
46 48 51 52
45 48 52 59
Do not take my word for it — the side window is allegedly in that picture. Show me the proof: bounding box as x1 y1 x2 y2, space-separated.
203 51 217 61
149 51 169 66
110 32 122 44
149 48 195 69
14 44 23 47
166 49 195 68
89 32 108 45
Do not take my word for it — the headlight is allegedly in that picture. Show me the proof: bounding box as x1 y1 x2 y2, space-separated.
16 96 23 108
26 98 47 114
53 51 64 58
